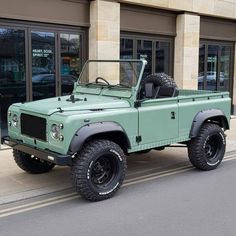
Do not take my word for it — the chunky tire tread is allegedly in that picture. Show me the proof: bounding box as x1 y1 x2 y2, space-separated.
71 139 127 202
139 73 177 99
13 149 55 174
188 123 225 171
145 73 177 88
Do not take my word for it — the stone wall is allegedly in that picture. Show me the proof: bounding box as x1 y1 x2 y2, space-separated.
174 14 200 89
119 0 236 20
89 0 120 60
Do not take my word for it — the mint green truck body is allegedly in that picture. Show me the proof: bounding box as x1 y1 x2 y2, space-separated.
7 88 230 155
5 60 230 157
3 59 231 201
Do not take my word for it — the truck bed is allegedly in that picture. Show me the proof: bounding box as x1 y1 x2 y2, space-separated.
178 89 229 99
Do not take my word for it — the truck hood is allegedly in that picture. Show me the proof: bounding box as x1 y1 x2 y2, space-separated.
19 95 131 116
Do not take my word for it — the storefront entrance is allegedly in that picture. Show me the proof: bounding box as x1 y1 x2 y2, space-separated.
198 41 233 93
0 21 87 137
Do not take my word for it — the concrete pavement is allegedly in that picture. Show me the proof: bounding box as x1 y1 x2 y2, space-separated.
0 117 235 205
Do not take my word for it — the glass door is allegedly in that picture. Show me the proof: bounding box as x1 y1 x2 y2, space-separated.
60 33 81 95
137 40 153 78
155 41 171 74
120 38 133 59
198 41 233 93
31 31 56 100
206 45 218 90
0 28 26 136
0 21 86 139
219 46 231 91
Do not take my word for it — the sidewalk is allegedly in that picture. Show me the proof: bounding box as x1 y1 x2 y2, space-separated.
0 118 236 205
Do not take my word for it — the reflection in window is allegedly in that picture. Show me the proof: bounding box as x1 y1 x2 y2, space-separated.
0 28 26 136
31 31 55 100
60 33 81 95
156 41 170 74
220 46 231 91
198 44 205 90
120 38 133 59
137 40 152 78
198 42 232 93
206 45 218 91
120 37 173 79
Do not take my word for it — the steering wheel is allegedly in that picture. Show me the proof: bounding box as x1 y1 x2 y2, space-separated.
95 77 110 85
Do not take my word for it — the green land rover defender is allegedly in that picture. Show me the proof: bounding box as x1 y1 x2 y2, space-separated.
2 59 231 201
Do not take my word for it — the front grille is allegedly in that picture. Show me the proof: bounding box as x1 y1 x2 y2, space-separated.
21 114 47 141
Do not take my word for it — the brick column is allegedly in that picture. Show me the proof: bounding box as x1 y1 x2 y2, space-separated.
89 0 120 60
174 13 200 89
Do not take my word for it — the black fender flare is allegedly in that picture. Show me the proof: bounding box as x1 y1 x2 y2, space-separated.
189 109 229 138
68 121 131 154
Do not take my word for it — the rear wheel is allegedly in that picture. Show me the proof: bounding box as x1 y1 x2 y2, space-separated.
13 149 55 174
187 123 226 170
71 139 127 201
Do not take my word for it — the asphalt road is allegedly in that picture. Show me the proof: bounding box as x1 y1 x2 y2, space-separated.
1 155 236 236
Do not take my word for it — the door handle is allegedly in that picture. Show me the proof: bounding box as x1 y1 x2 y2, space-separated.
171 111 176 119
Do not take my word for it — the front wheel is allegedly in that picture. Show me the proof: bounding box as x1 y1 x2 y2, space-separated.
188 123 226 170
13 150 55 174
71 139 127 201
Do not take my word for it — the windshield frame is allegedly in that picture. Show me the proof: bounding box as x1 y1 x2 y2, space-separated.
77 59 147 90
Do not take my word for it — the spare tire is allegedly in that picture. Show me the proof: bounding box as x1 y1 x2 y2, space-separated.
138 73 177 99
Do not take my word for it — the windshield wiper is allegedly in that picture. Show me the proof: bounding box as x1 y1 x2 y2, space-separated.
84 82 111 87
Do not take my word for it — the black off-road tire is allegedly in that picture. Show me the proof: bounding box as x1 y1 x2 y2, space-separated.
71 139 127 201
188 123 226 171
139 73 177 99
144 73 177 88
13 149 55 174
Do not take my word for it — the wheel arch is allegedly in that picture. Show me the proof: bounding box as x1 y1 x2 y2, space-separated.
68 122 131 155
189 109 229 138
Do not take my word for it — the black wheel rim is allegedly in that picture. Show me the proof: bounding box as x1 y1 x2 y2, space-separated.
204 134 222 163
91 155 118 189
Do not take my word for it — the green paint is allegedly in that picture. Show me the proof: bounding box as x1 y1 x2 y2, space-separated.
7 60 231 158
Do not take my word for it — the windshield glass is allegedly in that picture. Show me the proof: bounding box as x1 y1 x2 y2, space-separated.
78 60 143 88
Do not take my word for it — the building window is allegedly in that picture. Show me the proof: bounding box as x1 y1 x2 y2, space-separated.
198 41 233 93
0 28 26 136
60 33 81 96
120 34 173 78
32 31 56 100
156 41 171 74
0 21 87 137
120 38 133 59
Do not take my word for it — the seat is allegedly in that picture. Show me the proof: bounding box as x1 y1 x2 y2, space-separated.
144 83 154 98
155 86 179 99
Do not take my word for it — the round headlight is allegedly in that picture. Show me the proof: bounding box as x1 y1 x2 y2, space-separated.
51 124 60 139
12 114 18 127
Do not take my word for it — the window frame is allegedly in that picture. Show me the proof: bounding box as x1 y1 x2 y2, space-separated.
199 39 234 97
0 19 87 100
120 32 174 77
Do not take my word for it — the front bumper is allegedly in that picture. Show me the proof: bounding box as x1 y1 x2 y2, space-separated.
1 136 72 166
